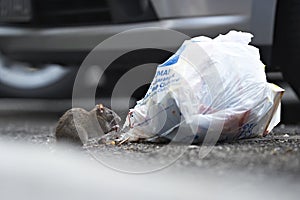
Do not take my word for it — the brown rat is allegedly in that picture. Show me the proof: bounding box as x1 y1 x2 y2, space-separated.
55 104 121 144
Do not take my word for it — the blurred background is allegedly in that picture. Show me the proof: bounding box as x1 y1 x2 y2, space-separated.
0 0 299 123
1 1 300 199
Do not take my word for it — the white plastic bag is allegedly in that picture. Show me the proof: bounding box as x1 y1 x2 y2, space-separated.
121 31 284 143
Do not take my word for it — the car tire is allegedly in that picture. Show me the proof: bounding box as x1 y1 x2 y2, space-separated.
0 60 77 99
273 0 300 97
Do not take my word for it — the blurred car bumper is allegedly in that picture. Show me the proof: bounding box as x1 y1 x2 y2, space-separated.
0 15 249 64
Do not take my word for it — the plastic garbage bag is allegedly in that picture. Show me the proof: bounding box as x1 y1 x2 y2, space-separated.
120 31 284 143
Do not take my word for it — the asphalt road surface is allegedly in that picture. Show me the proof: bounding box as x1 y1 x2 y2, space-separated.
0 107 300 175
0 97 300 200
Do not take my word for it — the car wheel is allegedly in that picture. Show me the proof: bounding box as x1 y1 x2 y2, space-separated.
0 59 77 99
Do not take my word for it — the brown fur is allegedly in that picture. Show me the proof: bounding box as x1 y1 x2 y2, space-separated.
55 105 121 144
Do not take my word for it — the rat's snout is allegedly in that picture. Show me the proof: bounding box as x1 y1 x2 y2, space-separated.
109 118 120 132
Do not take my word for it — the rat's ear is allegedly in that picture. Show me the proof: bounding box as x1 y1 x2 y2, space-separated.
96 104 104 113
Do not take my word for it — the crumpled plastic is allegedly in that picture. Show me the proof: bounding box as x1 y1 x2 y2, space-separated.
120 30 284 143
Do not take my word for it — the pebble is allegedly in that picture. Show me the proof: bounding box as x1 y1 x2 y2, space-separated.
283 134 290 138
188 145 199 150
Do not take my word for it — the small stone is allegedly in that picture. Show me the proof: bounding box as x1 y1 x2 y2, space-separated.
280 124 286 129
188 145 199 150
285 148 293 153
283 134 290 138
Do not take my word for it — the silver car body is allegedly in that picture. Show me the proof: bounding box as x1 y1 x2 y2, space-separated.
0 0 277 53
